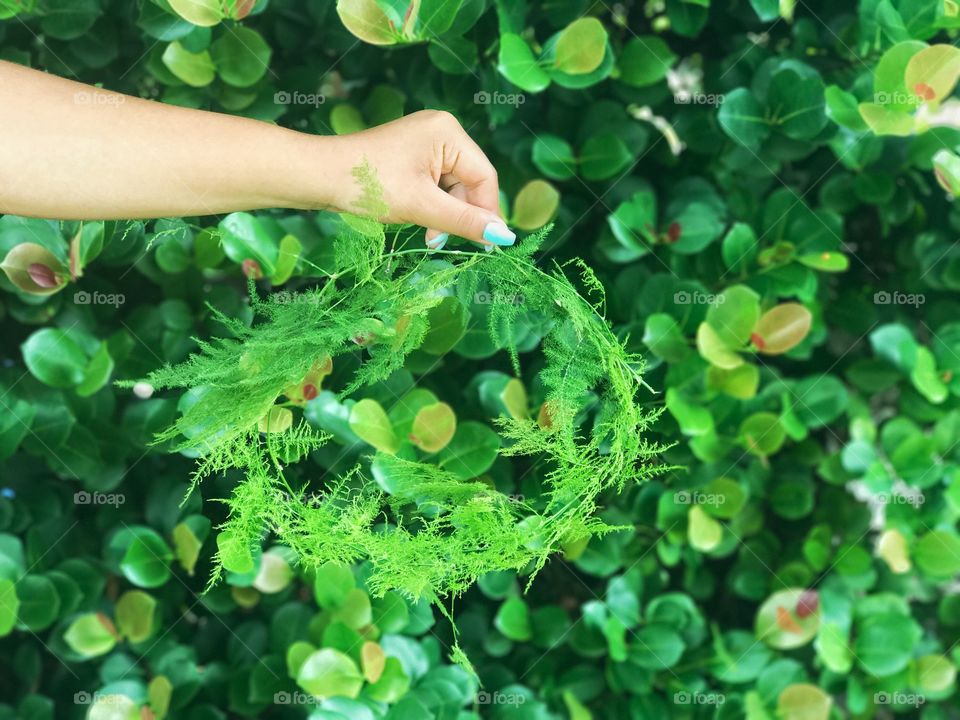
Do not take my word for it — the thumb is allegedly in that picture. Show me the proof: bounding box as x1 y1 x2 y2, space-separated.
419 186 516 249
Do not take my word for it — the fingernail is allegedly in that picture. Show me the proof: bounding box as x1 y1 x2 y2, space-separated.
483 243 494 253
426 233 448 251
483 222 516 246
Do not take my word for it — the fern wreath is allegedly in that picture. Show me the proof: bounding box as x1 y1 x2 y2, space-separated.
132 212 666 659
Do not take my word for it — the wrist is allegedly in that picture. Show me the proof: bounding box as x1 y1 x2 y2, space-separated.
272 130 351 212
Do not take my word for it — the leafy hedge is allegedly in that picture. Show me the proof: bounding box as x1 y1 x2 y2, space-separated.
1 0 960 719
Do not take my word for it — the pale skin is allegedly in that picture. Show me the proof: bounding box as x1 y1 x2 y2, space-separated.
0 60 512 249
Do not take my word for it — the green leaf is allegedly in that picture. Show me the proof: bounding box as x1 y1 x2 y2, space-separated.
409 401 457 453
330 587 372 629
148 676 173 720
0 579 19 637
554 17 607 74
706 285 761 348
437 421 500 479
718 88 770 150
777 684 832 720
914 530 960 578
21 328 88 389
120 530 173 588
498 33 550 93
337 0 397 45
314 562 356 609
915 654 957 692
873 40 927 110
217 529 254 574
797 251 849 272
628 623 685 669
739 412 786 457
824 85 868 130
494 596 532 641
511 179 560 231
115 590 156 643
15 574 60 631
420 296 468 355
367 656 410 703
532 135 576 180
218 212 279 276
161 41 216 87
707 364 759 399
854 612 921 676
211 26 272 88
933 148 960 195
755 589 820 649
0 242 67 295
721 222 758 273
858 103 915 136
752 304 812 355
768 68 827 140
618 36 676 87
172 518 207 576
167 0 223 26
580 134 632 181
911 346 948 403
666 388 714 436
297 648 364 698
643 313 688 363
64 612 118 658
76 343 114 397
905 44 960 103
696 322 743 369
349 398 400 454
688 506 722 552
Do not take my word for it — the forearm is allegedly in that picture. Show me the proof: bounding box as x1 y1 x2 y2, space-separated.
0 61 340 220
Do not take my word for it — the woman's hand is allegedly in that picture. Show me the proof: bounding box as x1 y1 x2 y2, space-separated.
0 61 514 251
323 110 515 251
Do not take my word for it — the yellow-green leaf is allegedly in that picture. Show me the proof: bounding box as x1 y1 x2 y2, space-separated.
337 0 397 45
350 398 400 454
410 401 457 453
555 17 607 74
511 179 560 230
752 304 812 355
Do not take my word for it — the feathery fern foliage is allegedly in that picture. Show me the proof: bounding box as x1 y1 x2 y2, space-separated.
134 215 668 614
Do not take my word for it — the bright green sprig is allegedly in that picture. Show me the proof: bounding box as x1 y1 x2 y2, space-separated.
136 216 667 620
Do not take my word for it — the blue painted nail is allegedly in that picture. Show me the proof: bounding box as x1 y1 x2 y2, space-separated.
483 222 516 246
426 232 448 251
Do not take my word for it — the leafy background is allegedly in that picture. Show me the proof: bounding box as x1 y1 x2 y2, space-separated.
1 0 959 718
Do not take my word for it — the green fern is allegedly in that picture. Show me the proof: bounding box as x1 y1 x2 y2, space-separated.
130 195 667 631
